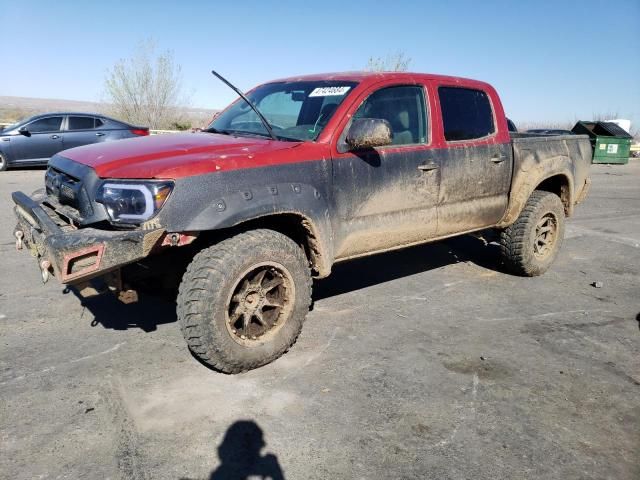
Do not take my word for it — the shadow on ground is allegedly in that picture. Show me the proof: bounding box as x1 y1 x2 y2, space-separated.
5 166 48 172
180 420 285 480
313 233 502 300
66 287 177 332
69 234 502 332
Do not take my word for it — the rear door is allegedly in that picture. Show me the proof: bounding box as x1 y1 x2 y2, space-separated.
434 85 512 235
11 116 64 162
331 83 440 259
63 116 105 149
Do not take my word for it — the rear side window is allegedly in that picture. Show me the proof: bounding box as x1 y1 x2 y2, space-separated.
438 87 494 141
68 116 96 130
94 118 104 128
27 116 63 133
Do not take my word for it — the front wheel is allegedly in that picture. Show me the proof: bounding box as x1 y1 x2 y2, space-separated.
177 229 312 373
499 190 565 276
0 153 7 171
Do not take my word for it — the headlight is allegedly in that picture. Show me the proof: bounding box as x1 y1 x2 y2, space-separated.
96 181 173 224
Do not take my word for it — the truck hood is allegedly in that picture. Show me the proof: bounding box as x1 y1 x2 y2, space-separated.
60 132 302 179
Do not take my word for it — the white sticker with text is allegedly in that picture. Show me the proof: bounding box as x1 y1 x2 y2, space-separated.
309 86 351 97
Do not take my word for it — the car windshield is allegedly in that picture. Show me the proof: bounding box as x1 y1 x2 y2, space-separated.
2 116 30 131
208 80 358 142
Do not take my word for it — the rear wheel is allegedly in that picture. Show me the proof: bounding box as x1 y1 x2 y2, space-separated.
500 190 565 276
0 153 7 171
177 229 312 373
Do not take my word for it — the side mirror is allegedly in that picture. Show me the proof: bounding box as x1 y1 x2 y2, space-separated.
18 127 31 137
345 118 392 150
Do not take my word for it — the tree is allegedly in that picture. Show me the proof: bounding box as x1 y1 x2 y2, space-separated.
104 41 188 129
365 51 412 72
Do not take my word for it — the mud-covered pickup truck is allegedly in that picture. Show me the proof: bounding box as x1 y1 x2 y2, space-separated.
12 71 592 373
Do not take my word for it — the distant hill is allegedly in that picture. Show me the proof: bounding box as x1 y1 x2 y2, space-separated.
0 96 217 129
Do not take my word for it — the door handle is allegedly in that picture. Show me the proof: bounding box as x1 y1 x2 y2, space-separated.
490 154 506 163
418 162 439 172
50 134 60 139
95 132 105 137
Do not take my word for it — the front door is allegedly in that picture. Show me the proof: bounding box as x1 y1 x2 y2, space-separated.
331 84 440 259
12 116 64 162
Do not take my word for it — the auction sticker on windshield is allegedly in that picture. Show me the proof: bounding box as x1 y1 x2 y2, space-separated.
309 86 351 97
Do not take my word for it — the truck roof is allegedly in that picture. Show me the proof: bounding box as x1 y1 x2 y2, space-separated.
268 71 493 89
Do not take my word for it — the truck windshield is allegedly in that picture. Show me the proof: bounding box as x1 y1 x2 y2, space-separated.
208 81 357 141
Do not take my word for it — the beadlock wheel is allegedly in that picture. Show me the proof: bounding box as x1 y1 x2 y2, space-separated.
225 262 295 346
533 213 558 260
500 190 565 276
177 229 311 373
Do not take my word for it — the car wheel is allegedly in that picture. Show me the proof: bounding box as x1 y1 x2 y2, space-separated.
177 229 312 373
500 190 565 276
0 153 7 171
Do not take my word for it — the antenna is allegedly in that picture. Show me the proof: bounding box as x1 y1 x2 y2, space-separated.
211 70 277 141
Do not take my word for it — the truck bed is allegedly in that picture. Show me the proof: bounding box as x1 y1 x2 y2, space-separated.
499 133 592 226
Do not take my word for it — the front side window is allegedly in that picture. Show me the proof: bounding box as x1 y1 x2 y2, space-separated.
27 116 63 133
209 81 357 141
438 87 495 141
352 85 427 145
68 116 96 130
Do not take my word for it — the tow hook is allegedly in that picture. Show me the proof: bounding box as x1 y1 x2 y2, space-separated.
15 230 24 250
40 259 51 284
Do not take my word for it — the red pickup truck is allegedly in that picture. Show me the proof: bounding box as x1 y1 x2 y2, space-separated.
13 71 592 372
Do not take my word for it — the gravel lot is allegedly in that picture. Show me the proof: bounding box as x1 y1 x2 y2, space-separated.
1 162 638 480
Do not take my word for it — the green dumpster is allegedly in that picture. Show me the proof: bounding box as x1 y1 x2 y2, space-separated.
571 121 632 164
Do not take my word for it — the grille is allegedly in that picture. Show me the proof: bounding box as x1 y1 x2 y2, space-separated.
45 167 93 220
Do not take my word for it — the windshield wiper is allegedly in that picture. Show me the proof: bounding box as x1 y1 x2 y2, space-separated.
217 129 300 142
211 70 278 141
223 129 271 139
204 126 230 135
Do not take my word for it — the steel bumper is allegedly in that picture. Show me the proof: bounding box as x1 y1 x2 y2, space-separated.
12 191 164 284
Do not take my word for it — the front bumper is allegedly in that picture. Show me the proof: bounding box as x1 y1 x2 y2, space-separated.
12 191 165 284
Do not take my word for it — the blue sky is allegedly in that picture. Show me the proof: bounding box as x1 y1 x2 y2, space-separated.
1 0 638 127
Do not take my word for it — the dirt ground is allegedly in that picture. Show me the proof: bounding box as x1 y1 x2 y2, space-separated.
1 162 638 480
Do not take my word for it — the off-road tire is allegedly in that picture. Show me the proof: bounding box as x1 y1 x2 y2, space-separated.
500 190 565 276
0 153 7 171
177 229 312 373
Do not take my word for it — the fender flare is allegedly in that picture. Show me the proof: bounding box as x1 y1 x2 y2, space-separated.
498 168 574 227
158 180 335 277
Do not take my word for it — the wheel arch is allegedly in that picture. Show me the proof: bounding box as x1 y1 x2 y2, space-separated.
498 169 575 227
198 211 333 278
534 173 573 216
